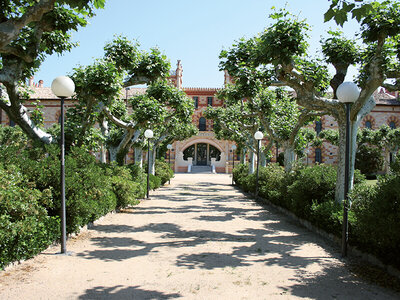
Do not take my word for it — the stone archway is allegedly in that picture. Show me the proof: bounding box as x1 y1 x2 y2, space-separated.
175 136 228 172
182 143 222 166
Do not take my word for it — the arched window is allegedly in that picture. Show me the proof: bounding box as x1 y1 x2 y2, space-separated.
9 119 15 127
389 121 396 129
315 148 322 164
199 117 206 131
365 121 372 129
209 145 221 161
183 145 195 160
315 120 322 135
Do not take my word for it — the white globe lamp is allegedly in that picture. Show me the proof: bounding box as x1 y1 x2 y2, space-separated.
254 131 264 140
144 129 153 139
337 82 360 103
51 76 75 98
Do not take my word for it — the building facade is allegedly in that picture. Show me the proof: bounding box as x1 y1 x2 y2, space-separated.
1 61 399 173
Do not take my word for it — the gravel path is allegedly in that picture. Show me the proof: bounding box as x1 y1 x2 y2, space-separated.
0 173 399 299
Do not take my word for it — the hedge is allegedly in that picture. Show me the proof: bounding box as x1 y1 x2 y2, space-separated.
0 125 174 269
233 162 400 269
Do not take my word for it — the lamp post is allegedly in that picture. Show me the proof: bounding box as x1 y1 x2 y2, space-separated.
167 144 172 184
144 129 153 199
51 76 75 254
231 144 237 185
337 81 360 257
254 131 264 199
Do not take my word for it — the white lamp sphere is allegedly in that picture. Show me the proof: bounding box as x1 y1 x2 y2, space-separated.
51 76 75 98
337 82 360 103
231 144 237 150
254 131 264 140
167 144 172 150
144 129 153 138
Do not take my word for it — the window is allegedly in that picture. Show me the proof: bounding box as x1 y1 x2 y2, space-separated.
9 119 15 127
199 117 206 131
209 145 221 161
365 121 372 129
315 148 322 164
193 96 199 109
315 121 322 135
389 121 396 129
183 145 195 160
207 97 213 107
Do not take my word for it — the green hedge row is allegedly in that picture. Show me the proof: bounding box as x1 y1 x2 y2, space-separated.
233 162 400 269
0 126 174 269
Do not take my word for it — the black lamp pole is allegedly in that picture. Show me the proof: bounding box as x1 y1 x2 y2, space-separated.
341 102 351 257
232 150 235 185
52 76 74 255
168 148 171 184
147 138 151 199
255 139 260 199
60 96 66 254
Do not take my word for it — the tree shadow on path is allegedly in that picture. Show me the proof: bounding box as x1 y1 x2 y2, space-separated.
76 177 400 299
78 285 181 300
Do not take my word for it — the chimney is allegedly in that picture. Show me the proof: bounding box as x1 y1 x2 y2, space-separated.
176 60 183 90
38 80 44 87
29 76 34 87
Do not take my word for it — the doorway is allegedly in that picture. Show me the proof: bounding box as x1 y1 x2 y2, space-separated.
183 143 221 166
196 143 207 165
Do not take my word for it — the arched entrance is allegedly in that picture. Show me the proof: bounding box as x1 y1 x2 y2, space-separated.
183 143 221 166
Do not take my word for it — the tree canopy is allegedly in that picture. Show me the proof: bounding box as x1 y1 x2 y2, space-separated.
218 2 400 201
0 0 105 144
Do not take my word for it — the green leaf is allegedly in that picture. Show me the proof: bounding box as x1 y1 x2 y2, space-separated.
334 10 348 27
324 8 335 22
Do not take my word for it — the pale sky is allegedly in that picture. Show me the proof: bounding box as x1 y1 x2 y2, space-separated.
34 0 361 88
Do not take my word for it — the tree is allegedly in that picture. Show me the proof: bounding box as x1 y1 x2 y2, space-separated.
0 0 105 144
68 36 170 163
220 3 400 202
325 0 377 26
209 83 322 172
205 100 262 174
320 125 400 173
137 80 197 174
68 36 196 166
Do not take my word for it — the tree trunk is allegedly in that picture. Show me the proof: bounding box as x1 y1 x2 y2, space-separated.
109 146 118 163
282 142 295 172
241 148 246 164
335 97 375 203
1 83 53 144
260 152 267 167
150 147 156 175
134 147 143 167
99 118 109 163
248 151 255 174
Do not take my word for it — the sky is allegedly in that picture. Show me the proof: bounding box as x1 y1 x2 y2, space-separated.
34 0 362 88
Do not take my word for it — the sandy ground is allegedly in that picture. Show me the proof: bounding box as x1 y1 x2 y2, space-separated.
0 173 399 299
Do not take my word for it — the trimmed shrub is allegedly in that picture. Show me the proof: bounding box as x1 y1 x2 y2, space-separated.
149 173 162 190
0 165 59 269
355 144 384 177
286 164 337 218
351 174 400 268
309 200 343 235
103 163 140 209
155 158 174 185
126 163 147 199
233 163 250 188
258 164 285 205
